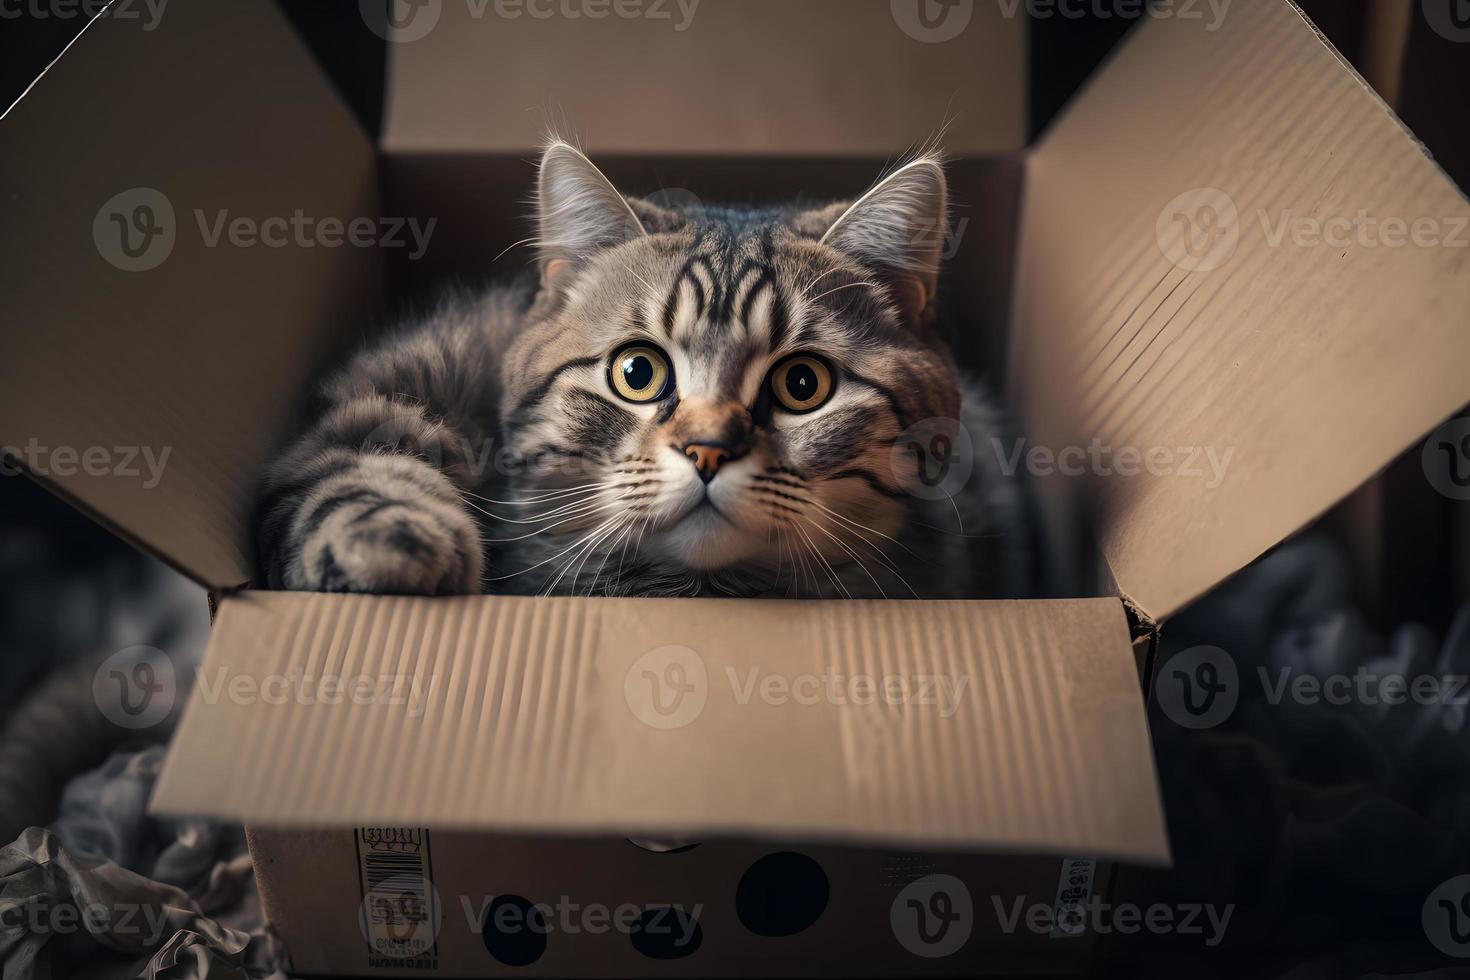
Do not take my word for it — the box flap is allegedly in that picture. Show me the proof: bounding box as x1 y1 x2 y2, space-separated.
0 3 381 589
153 592 1169 865
380 0 1024 156
1011 0 1470 622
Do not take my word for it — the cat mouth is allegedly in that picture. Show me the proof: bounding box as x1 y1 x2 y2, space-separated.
672 496 736 528
652 495 760 572
661 484 735 525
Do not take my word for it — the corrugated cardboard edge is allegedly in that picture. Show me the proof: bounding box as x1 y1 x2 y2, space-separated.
155 592 1170 866
1011 0 1470 622
381 0 1025 156
0 1 382 591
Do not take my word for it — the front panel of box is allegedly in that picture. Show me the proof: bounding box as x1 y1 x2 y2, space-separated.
250 828 1106 977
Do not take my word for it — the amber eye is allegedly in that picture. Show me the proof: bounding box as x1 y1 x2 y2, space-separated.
609 343 674 403
769 355 835 413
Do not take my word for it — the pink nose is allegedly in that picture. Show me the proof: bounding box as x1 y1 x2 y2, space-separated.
682 442 733 483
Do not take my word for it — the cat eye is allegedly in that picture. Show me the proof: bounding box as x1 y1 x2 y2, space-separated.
768 354 835 413
608 343 674 403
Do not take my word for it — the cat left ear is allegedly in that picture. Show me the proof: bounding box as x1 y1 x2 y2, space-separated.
818 156 948 326
535 141 645 290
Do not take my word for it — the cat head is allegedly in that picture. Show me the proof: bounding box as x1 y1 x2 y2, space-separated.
498 141 961 592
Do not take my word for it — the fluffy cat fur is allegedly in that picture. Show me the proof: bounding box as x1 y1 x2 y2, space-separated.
256 143 1032 599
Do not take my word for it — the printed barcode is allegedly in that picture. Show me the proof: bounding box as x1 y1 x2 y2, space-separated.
1050 857 1096 939
365 851 430 899
356 827 438 968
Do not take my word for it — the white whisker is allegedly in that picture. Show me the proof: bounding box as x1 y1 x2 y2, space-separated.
802 517 887 599
808 280 882 305
794 522 849 599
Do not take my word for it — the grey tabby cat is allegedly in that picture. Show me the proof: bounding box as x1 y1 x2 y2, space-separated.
256 143 1031 599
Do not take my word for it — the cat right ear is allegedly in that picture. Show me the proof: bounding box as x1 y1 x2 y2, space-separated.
535 141 645 290
817 155 948 327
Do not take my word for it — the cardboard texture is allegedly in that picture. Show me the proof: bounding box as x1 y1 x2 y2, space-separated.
1011 0 1470 623
0 0 381 590
4 0 1468 975
249 828 1108 977
380 0 1025 156
157 592 1165 860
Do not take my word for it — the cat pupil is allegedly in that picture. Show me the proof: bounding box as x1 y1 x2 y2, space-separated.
786 364 816 400
624 355 653 391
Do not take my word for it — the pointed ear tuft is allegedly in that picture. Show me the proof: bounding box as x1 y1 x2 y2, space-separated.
535 141 645 285
819 157 948 325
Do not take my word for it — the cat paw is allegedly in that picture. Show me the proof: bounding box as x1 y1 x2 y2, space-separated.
285 455 482 595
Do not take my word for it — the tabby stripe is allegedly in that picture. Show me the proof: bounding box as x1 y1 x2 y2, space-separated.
660 283 680 336
828 467 906 499
683 266 706 320
515 445 588 463
690 254 719 316
257 454 358 521
629 301 649 334
752 474 804 490
751 485 808 505
300 487 379 539
721 259 763 324
767 285 790 351
843 370 911 430
513 355 601 418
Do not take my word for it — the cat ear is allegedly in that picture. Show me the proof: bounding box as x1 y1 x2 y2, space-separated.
535 140 645 289
818 156 948 326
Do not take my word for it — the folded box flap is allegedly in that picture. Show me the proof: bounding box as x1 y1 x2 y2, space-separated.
0 3 380 589
152 592 1168 865
381 0 1025 156
1011 0 1470 621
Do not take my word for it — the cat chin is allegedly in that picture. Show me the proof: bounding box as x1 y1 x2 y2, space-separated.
651 508 766 572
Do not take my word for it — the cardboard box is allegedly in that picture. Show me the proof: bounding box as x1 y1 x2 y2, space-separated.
2 0 1468 975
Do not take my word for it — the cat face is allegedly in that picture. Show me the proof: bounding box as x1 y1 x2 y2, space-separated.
497 144 959 591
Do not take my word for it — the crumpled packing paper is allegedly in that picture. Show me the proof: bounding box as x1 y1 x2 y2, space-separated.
0 827 284 980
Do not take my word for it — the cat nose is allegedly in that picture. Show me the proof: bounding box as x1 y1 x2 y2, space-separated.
681 441 739 483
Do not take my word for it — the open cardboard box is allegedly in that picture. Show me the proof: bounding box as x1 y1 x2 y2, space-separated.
3 0 1469 975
